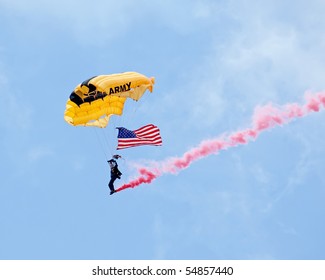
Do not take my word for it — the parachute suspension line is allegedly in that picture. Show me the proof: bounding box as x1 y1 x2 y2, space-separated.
110 116 119 154
132 99 145 129
129 101 140 128
93 127 110 161
121 99 142 130
115 107 125 129
100 126 115 157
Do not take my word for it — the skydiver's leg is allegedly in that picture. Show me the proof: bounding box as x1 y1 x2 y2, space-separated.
108 178 115 191
108 176 117 194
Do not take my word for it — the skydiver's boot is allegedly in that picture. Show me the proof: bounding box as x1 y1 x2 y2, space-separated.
110 190 115 195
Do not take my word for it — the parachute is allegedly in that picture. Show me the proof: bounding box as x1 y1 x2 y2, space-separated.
64 72 155 128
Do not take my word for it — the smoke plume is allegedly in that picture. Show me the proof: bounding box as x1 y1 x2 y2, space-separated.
115 91 325 193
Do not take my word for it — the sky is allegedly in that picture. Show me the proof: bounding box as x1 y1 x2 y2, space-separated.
0 0 325 260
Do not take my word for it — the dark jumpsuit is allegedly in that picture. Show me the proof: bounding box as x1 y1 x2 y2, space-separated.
107 159 122 193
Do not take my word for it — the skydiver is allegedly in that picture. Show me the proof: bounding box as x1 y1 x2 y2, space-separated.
107 154 122 195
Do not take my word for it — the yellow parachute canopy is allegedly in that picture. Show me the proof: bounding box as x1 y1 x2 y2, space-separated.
64 72 155 128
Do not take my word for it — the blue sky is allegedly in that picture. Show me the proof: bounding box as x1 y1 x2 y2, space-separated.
1 0 325 260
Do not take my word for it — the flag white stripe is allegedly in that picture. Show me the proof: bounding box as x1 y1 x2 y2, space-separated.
118 140 162 145
118 137 162 144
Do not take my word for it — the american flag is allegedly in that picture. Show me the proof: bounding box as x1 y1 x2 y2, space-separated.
116 124 162 150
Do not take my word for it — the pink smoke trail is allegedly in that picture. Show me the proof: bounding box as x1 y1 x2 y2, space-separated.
115 91 325 193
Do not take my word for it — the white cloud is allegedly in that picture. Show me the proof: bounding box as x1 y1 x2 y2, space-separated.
0 70 28 132
0 0 224 45
27 146 54 162
0 85 32 131
147 0 325 135
277 221 298 236
0 0 139 44
152 215 168 259
250 164 271 185
203 0 325 107
71 157 87 171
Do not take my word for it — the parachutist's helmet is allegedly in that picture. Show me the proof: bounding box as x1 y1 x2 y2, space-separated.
113 154 121 159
